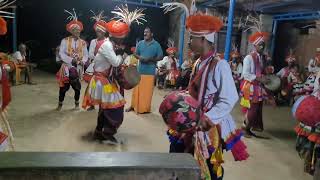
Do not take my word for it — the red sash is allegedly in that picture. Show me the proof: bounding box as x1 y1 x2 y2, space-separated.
188 54 219 111
94 38 106 56
1 65 11 110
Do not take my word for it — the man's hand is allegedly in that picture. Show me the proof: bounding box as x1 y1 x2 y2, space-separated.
200 115 212 132
140 57 151 63
115 48 125 56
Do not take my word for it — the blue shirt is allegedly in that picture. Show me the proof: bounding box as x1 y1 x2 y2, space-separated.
136 39 163 75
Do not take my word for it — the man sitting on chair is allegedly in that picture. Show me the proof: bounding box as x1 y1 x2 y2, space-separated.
12 43 36 85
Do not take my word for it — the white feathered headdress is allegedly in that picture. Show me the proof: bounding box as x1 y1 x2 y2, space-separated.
0 0 15 19
90 10 107 32
90 10 107 23
111 4 146 26
64 8 83 32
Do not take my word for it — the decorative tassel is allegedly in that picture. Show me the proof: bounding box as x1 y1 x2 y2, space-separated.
231 140 249 161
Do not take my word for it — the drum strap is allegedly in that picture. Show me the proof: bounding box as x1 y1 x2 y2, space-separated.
188 54 219 112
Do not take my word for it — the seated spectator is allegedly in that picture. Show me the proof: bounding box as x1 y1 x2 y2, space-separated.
12 43 36 85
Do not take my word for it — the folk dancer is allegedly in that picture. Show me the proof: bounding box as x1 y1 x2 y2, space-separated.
240 30 274 137
56 9 88 110
126 27 163 113
287 65 304 102
160 5 249 179
304 48 320 95
0 16 13 151
157 43 179 88
276 50 296 102
87 5 146 144
82 10 108 111
230 47 242 91
293 72 320 176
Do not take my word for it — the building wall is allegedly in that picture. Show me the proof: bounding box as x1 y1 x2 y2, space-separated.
274 20 320 72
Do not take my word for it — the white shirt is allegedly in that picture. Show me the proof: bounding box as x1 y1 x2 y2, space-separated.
88 39 98 60
242 53 264 82
308 58 320 73
59 37 89 66
235 63 243 77
93 38 123 73
12 51 25 63
199 58 239 140
157 56 178 70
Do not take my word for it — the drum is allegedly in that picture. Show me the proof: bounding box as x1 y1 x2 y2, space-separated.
263 74 281 92
292 95 320 127
159 91 201 133
115 65 141 90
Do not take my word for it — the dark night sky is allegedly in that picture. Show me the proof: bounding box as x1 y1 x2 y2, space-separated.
1 0 169 60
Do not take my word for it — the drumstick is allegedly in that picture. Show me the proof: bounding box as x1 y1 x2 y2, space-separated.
0 110 15 151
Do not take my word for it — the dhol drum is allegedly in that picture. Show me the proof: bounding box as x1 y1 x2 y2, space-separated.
262 74 281 92
292 95 320 127
114 65 141 90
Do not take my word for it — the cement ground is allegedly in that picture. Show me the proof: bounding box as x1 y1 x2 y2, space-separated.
8 71 312 180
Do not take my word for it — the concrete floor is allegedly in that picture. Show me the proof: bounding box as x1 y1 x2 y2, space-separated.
8 71 312 180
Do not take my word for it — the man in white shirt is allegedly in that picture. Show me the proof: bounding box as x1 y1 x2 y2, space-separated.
82 12 108 111
56 10 88 111
12 44 36 84
240 31 272 137
87 6 145 144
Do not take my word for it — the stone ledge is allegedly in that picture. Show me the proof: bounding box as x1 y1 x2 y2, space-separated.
0 152 200 180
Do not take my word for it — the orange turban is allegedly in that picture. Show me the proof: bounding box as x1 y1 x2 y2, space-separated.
249 32 269 45
186 14 223 37
66 20 83 32
105 20 130 38
166 47 178 55
94 21 107 33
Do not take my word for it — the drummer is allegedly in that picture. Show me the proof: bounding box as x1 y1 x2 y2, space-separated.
304 48 320 95
157 46 179 88
240 30 273 137
276 50 297 103
82 10 108 111
87 6 145 144
162 9 249 179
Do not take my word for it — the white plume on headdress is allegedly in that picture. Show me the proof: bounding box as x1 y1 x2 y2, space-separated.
111 4 146 26
161 1 193 17
90 10 107 22
243 13 263 32
64 8 78 21
0 0 15 19
167 38 174 48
